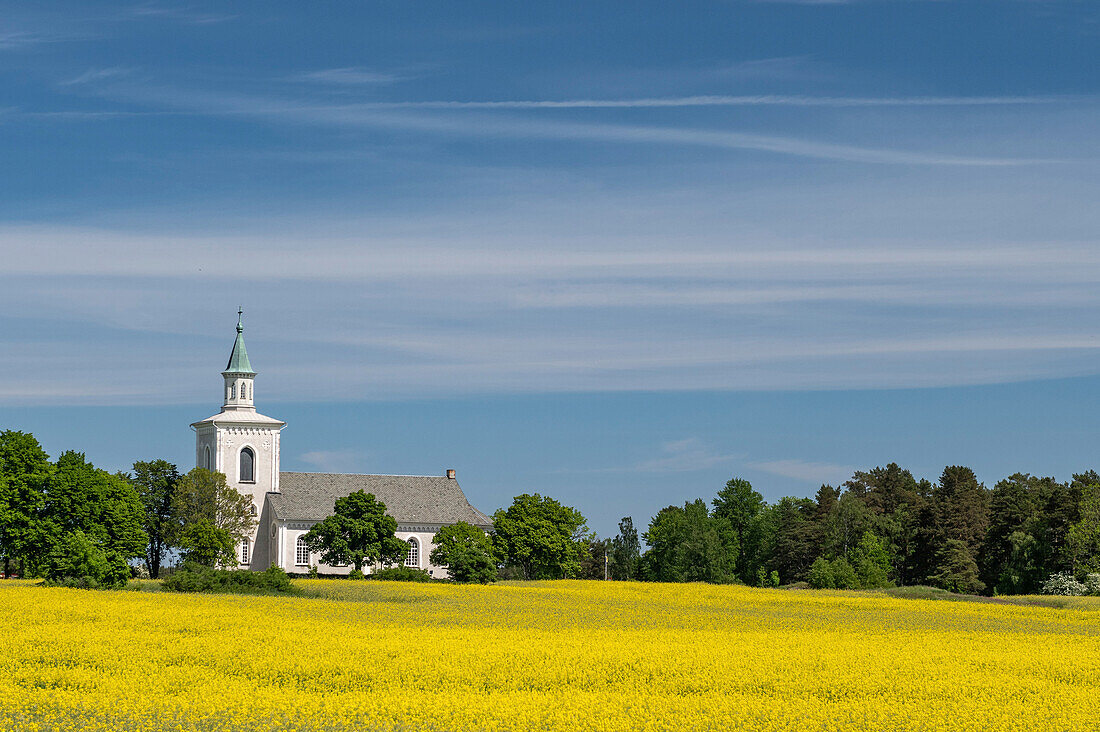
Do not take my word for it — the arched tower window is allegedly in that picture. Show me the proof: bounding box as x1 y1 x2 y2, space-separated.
204 445 211 470
405 538 419 568
240 539 250 565
296 537 310 566
240 447 255 483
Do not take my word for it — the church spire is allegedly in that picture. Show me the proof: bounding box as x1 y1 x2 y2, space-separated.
222 308 256 410
224 307 256 376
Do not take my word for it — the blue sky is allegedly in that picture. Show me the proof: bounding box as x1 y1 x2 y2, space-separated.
2 1 1100 537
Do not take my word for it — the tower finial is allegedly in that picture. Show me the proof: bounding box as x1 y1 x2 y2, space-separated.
237 306 243 333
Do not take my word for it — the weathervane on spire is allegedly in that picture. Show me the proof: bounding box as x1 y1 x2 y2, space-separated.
237 306 243 333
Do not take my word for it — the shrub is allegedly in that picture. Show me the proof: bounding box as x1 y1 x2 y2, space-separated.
829 558 860 590
162 563 299 595
1085 574 1100 596
1041 572 1086 596
849 532 892 589
44 531 131 589
308 565 319 579
808 557 834 589
371 566 434 582
347 568 365 581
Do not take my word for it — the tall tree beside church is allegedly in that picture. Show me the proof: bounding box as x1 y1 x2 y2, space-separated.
40 451 147 585
43 452 147 557
0 431 52 577
171 468 255 568
492 494 589 580
131 459 181 579
303 490 407 573
428 521 497 583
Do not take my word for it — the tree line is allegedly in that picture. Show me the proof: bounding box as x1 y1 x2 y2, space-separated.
595 464 1100 594
0 431 255 586
4 426 1099 594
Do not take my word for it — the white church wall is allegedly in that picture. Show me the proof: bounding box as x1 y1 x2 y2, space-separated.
273 522 450 578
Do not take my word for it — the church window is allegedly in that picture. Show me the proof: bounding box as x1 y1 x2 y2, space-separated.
405 538 419 568
240 539 249 565
296 537 310 566
230 383 235 400
240 447 255 483
204 445 211 470
250 503 257 516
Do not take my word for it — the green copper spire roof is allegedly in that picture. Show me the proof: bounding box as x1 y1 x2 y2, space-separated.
223 308 256 375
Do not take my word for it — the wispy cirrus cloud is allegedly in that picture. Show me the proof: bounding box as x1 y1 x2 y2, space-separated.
287 67 411 85
124 3 237 25
59 67 133 87
65 83 1069 166
749 459 855 484
309 94 1070 110
633 439 739 473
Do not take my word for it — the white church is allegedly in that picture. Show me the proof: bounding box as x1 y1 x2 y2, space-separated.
190 312 493 577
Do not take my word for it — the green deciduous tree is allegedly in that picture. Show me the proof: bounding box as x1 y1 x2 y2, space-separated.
177 519 234 568
1067 485 1100 577
302 490 406 573
712 477 763 581
130 459 180 579
848 530 892 589
640 499 735 583
171 468 254 568
44 530 131 588
429 521 497 584
43 451 147 574
491 494 589 580
979 473 1063 594
610 516 641 580
807 556 835 589
820 491 874 560
0 431 52 577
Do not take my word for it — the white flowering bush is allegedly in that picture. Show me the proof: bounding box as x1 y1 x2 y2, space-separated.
1084 573 1100 596
1042 572 1086 596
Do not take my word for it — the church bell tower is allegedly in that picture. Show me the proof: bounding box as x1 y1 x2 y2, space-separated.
222 309 256 411
191 310 286 568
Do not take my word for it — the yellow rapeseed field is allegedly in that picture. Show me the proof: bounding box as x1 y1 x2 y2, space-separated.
1 580 1098 732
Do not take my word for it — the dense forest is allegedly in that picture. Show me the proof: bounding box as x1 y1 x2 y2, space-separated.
3 427 1099 595
602 464 1100 595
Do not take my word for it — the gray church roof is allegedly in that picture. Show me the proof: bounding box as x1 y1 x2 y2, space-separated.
270 472 493 528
